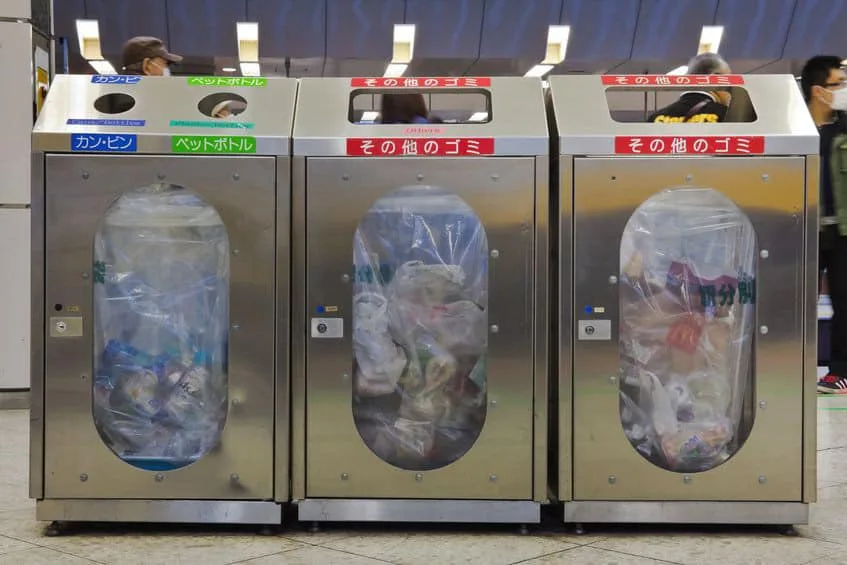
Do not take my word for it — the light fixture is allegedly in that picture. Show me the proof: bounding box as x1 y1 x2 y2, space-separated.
75 19 103 60
698 25 724 55
222 67 237 73
525 25 571 78
89 60 117 75
467 112 488 122
360 111 380 122
385 24 416 77
239 62 261 77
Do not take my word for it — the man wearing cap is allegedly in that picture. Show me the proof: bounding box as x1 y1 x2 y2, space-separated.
120 36 182 76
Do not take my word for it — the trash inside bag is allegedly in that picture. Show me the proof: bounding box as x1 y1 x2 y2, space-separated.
352 186 489 471
618 188 756 473
92 184 229 471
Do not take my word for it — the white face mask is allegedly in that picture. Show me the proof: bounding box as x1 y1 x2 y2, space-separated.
830 88 847 111
160 66 171 77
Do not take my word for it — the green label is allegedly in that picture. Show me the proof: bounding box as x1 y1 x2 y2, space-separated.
171 135 257 154
186 77 267 87
169 120 255 130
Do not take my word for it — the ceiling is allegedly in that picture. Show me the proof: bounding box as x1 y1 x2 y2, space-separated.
52 0 847 77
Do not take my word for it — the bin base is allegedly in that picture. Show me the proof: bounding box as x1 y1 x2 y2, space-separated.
36 499 282 525
297 499 540 524
563 501 809 526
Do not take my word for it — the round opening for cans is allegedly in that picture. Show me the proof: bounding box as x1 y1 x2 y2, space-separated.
93 93 136 114
197 93 248 119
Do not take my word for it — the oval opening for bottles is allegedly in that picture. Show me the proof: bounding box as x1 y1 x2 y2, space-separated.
197 92 248 119
618 187 757 473
93 93 136 114
351 185 489 471
92 184 230 471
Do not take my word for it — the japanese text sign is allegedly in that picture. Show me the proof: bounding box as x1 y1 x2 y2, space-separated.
615 136 765 155
67 119 146 127
187 77 268 87
71 133 137 153
602 75 745 87
171 135 257 154
346 137 495 157
91 75 141 85
350 77 491 88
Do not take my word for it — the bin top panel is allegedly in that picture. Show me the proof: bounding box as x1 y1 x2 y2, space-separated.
549 74 819 157
32 74 297 156
292 76 548 157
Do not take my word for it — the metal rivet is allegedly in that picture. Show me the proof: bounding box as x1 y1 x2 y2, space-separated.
520 222 530 232
758 475 767 484
341 473 349 481
232 323 240 330
342 373 350 381
609 376 618 384
416 173 424 181
341 274 351 283
230 473 240 484
683 475 692 484
762 174 770 182
155 473 165 482
685 174 693 182
490 400 497 408
759 400 767 409
81 272 89 280
232 249 240 256
760 325 769 335
342 174 350 181
232 398 241 406
81 171 90 180
490 325 500 334
760 249 769 259
415 473 424 482
157 173 166 181
232 173 240 181
80 374 87 381
79 473 88 482
490 249 500 259
491 173 499 181
489 474 498 482
609 275 618 285
608 475 617 484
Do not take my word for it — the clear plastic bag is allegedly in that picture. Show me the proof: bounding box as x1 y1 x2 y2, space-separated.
352 185 489 471
92 184 229 471
619 188 756 473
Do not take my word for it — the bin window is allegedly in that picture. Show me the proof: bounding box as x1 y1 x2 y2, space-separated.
350 91 491 124
352 185 489 471
604 87 757 123
619 188 756 473
92 184 230 471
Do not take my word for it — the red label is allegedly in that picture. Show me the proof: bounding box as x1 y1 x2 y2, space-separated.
602 74 745 87
615 136 765 155
350 77 491 88
346 137 495 157
666 318 703 355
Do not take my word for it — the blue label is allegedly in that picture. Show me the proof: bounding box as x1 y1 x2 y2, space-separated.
91 75 141 84
71 133 138 153
67 119 146 127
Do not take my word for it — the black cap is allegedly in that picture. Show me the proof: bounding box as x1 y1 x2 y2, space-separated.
121 36 183 70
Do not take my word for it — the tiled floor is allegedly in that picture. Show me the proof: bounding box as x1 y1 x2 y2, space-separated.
2 399 847 565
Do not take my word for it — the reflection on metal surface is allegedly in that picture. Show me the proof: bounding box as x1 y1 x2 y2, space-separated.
49 316 83 338
564 501 809 525
36 499 281 525
297 499 540 523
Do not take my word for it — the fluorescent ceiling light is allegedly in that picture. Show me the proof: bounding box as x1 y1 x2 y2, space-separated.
75 19 103 60
222 67 237 73
525 64 554 78
667 65 688 75
698 25 724 55
543 25 571 64
468 112 488 122
360 111 380 122
384 63 408 77
89 59 116 75
392 24 416 64
237 22 260 62
240 62 261 76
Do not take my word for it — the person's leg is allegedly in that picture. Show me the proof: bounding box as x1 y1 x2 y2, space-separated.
828 232 847 377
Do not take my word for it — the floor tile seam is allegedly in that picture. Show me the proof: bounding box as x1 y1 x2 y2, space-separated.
297 544 399 565
506 544 585 565
222 542 314 565
279 533 356 546
586 541 686 565
31 544 107 564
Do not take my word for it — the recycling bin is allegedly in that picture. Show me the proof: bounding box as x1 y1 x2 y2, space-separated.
549 73 819 526
290 76 550 524
30 74 296 526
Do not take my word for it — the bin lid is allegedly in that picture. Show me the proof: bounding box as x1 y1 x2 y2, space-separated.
548 74 818 157
292 77 548 157
32 75 297 156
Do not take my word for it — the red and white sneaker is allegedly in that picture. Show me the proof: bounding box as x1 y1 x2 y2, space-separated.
817 374 847 394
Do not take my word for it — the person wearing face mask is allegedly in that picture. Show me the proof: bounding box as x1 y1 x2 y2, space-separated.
649 53 733 124
120 36 182 76
801 56 847 393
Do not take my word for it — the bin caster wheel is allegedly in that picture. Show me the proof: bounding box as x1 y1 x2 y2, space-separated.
44 521 66 537
309 521 321 533
258 525 279 536
780 526 799 537
574 523 587 536
518 524 530 536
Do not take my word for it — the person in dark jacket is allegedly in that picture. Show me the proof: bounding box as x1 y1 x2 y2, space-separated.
380 93 431 124
649 53 733 124
120 36 182 76
801 55 847 393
